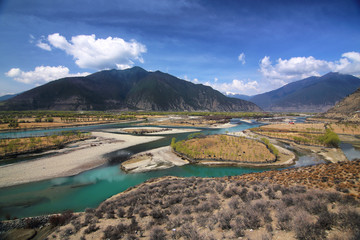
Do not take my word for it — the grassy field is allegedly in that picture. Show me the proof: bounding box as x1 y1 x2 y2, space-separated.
329 123 360 135
252 123 341 148
0 131 91 159
0 111 136 131
172 134 276 163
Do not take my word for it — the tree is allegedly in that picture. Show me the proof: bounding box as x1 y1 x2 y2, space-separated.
8 119 19 128
171 137 176 148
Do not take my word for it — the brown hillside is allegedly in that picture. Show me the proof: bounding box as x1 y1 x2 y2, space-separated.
323 88 360 122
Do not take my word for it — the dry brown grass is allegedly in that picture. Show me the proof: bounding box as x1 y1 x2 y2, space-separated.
329 123 360 135
252 123 343 147
257 123 325 133
0 133 91 158
0 117 127 131
174 135 276 163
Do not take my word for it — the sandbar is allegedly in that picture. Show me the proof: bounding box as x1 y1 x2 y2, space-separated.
121 146 188 173
105 127 200 135
0 132 163 188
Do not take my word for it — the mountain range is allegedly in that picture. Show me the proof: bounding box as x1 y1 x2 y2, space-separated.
0 67 261 112
228 72 360 112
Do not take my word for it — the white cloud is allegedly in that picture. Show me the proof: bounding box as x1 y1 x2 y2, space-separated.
5 66 90 85
45 33 147 70
36 40 51 51
238 52 246 64
184 74 258 95
29 34 35 43
259 51 360 87
209 79 259 95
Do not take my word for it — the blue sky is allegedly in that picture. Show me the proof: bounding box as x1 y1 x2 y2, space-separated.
1 0 360 96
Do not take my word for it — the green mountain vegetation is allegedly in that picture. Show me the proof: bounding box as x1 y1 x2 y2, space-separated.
0 67 261 112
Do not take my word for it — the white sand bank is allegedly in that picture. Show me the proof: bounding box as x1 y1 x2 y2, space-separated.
121 146 188 173
0 132 163 188
209 123 237 129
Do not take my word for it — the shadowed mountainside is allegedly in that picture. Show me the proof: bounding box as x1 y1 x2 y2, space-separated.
0 67 261 112
232 72 360 112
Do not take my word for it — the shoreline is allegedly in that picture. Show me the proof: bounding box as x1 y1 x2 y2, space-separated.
0 132 163 188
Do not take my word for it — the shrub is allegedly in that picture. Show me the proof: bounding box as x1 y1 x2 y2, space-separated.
103 224 127 240
231 218 245 237
282 195 295 207
49 210 73 226
195 201 211 212
63 227 74 237
218 209 233 230
228 196 241 209
71 219 82 232
117 207 126 218
338 208 360 230
238 188 249 202
317 210 336 230
277 209 292 231
318 129 340 148
247 190 262 201
305 198 327 215
242 207 261 229
178 223 202 240
84 223 99 234
265 187 276 199
25 217 44 228
182 206 192 215
150 227 167 240
150 208 167 222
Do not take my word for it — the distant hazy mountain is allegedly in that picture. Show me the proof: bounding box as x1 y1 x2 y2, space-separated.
225 93 252 101
0 94 17 102
1 67 262 112
323 88 360 121
250 72 360 112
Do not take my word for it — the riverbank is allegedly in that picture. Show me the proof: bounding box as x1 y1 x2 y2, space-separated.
0 132 162 188
120 146 188 173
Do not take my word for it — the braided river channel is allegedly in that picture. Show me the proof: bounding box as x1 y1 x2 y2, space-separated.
0 119 358 220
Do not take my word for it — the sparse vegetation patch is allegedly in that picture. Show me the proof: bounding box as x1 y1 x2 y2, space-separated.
172 134 276 163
